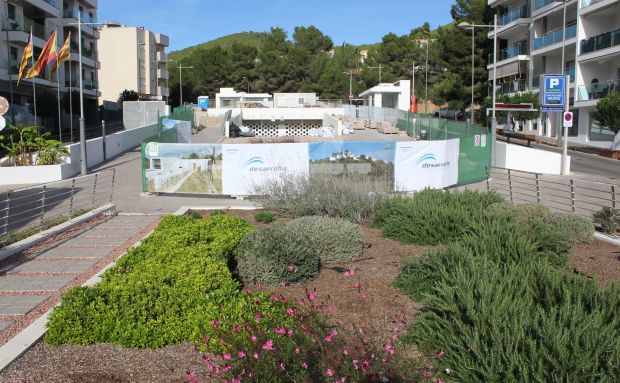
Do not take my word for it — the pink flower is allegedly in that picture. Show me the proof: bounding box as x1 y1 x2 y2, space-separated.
324 329 338 342
421 370 432 379
287 264 297 272
237 351 246 359
302 361 308 369
250 335 258 343
253 352 260 359
279 362 286 371
362 360 370 370
298 299 306 306
354 282 362 290
342 348 349 356
308 290 318 301
326 368 335 377
287 307 297 316
436 350 445 357
357 293 367 301
383 344 395 355
209 320 220 330
222 353 232 361
272 295 280 302
280 281 287 287
186 371 198 383
287 329 294 337
295 347 301 354
435 380 445 383
275 327 286 335
262 339 275 351
344 269 355 276
352 359 359 370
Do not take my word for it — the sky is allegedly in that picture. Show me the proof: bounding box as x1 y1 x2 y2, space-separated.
309 142 395 163
98 0 455 52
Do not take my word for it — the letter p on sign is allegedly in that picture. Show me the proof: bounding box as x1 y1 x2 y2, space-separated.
563 112 573 128
550 78 561 88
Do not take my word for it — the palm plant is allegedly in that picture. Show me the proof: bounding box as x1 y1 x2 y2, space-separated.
0 125 68 166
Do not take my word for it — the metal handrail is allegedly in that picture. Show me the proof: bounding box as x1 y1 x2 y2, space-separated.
488 167 618 236
0 169 116 248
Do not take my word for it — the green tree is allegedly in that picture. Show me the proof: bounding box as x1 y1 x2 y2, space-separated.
293 26 333 54
118 89 140 103
591 91 620 135
499 92 540 121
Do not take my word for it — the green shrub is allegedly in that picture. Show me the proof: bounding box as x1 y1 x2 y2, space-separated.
399 251 620 382
210 209 226 216
254 211 274 223
255 175 388 223
236 225 320 286
374 189 503 245
190 211 203 220
286 216 363 262
593 207 619 234
46 214 255 349
541 211 594 244
486 202 549 222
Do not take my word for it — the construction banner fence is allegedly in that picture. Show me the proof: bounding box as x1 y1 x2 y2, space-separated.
141 137 491 195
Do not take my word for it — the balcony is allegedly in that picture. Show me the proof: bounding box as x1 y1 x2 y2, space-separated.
157 69 169 80
63 7 96 23
489 41 529 63
155 33 169 47
535 0 557 10
65 78 98 90
580 27 620 55
577 78 620 101
157 51 168 62
70 41 96 60
581 0 606 8
489 79 527 96
158 86 169 97
25 0 61 17
533 24 577 51
498 6 529 26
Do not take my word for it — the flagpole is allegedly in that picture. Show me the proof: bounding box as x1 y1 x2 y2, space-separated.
30 27 37 124
69 56 73 142
55 28 62 141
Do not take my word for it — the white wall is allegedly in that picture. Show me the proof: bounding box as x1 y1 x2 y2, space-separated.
495 141 571 175
123 101 168 130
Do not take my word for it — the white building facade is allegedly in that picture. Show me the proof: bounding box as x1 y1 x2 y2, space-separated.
488 0 619 149
359 80 411 111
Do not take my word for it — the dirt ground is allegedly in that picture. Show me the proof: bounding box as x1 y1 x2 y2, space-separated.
1 210 617 382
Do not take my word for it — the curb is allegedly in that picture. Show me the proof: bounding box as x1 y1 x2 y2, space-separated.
174 205 260 216
0 203 117 262
593 232 620 246
0 215 158 373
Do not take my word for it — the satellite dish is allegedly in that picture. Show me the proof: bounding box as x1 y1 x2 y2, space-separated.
0 97 8 117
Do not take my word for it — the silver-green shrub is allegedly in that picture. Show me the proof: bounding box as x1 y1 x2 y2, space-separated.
486 202 549 223
287 216 363 263
236 225 320 286
541 212 594 244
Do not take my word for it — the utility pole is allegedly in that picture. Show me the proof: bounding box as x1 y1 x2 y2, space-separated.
369 65 382 84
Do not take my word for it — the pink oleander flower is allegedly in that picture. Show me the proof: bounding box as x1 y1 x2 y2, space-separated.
237 351 246 359
287 329 294 337
308 290 318 301
250 335 258 343
362 360 370 370
421 370 432 379
279 362 286 371
287 264 297 272
352 359 359 370
354 282 362 290
253 352 260 359
209 320 220 330
383 343 395 355
287 307 296 316
275 327 286 335
326 368 335 377
302 361 308 369
222 353 232 361
344 269 355 276
295 347 301 354
262 339 275 351
436 350 445 357
298 299 306 306
342 348 349 356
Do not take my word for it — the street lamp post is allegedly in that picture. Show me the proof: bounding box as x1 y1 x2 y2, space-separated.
242 76 250 93
69 16 118 175
170 60 193 108
343 71 353 104
419 39 430 114
368 65 382 84
457 18 497 166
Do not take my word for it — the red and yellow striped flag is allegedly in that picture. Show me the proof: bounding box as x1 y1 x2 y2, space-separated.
26 30 56 79
17 30 33 86
51 32 71 79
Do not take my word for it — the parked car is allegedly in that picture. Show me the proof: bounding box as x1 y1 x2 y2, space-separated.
433 108 465 121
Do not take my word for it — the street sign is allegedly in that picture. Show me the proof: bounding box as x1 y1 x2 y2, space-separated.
541 74 566 112
563 112 573 128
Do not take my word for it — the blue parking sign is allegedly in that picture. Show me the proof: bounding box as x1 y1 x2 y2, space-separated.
541 74 565 112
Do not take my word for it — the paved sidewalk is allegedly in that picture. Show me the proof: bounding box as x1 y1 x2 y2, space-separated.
0 213 160 342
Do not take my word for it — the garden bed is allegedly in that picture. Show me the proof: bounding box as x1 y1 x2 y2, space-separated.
1 201 618 382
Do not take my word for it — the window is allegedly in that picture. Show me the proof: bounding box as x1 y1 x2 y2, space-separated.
589 117 615 142
10 46 18 61
298 98 305 105
151 159 161 170
7 3 15 20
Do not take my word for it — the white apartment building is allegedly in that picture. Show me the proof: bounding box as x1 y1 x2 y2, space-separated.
0 0 100 127
98 25 169 104
488 0 619 149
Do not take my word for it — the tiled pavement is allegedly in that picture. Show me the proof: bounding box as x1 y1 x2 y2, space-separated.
0 214 160 337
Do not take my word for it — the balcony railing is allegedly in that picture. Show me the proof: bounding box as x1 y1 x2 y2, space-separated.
535 0 556 10
498 6 529 26
4 16 54 40
533 24 577 50
581 0 606 8
65 79 98 90
580 27 620 54
63 7 96 23
577 78 620 101
489 79 527 95
70 41 96 59
489 41 529 63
